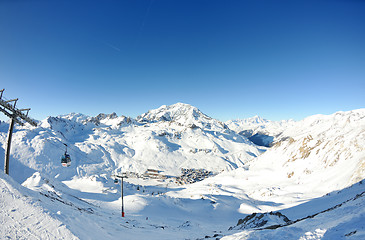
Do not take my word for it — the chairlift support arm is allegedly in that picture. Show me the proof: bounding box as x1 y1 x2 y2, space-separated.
0 88 37 175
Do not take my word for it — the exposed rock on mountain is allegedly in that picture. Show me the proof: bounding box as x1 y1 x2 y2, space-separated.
230 212 290 230
248 109 365 190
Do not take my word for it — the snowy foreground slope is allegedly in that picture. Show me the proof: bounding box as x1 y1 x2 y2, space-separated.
222 179 365 240
0 172 77 239
0 104 364 239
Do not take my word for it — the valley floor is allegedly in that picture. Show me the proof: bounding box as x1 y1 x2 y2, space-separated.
1 170 365 240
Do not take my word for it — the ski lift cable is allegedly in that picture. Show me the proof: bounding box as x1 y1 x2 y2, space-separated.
35 120 255 168
43 135 120 173
42 136 106 168
40 128 249 162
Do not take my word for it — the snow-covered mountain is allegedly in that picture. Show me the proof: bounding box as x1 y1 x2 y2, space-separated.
223 109 365 239
226 116 295 146
0 103 261 182
249 109 365 191
137 103 225 129
1 104 364 240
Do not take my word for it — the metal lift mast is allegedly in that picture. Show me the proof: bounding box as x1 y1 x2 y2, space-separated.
112 173 128 217
0 89 37 175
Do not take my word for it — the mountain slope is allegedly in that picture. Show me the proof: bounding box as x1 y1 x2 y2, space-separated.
166 109 365 239
0 103 261 182
248 109 365 193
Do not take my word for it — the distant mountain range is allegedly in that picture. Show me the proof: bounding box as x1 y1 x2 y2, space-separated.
0 103 364 189
226 116 295 146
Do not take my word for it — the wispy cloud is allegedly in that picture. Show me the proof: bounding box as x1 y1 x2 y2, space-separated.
104 42 121 52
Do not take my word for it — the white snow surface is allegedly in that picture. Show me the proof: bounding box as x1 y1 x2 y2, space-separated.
0 171 78 239
0 104 364 239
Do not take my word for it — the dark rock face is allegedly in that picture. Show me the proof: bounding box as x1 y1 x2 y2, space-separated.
230 212 290 230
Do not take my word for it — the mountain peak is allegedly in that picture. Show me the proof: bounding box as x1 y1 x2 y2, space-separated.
247 115 269 124
137 103 211 123
93 112 118 121
136 103 230 131
226 115 269 126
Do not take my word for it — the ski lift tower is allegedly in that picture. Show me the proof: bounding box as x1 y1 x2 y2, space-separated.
112 172 128 217
0 89 37 175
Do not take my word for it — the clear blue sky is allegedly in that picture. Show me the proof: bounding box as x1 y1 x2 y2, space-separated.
0 0 364 122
